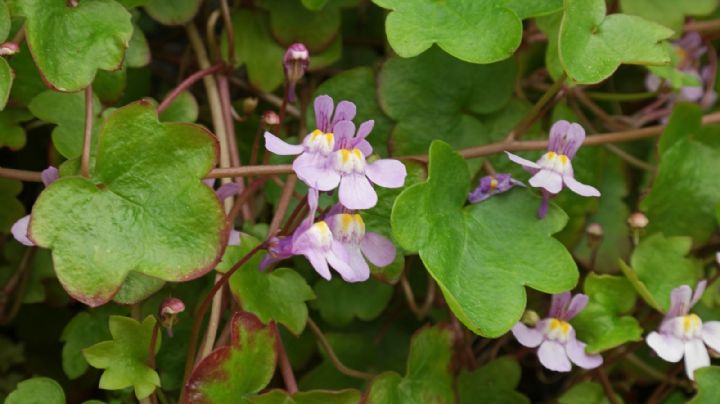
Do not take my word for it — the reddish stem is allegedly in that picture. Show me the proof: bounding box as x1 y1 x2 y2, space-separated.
157 63 225 114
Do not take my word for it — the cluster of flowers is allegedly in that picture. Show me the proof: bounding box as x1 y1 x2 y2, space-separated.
260 95 407 282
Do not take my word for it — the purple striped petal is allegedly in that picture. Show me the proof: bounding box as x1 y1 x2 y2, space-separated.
684 338 710 380
265 132 304 155
529 169 562 194
647 331 684 362
548 120 571 153
314 95 334 132
11 215 34 246
339 173 377 210
549 121 585 158
333 120 356 147
667 284 693 319
563 175 600 197
355 120 374 140
331 101 356 127
365 159 406 188
511 322 543 348
360 231 396 267
549 292 572 318
566 330 602 369
538 340 572 372
564 294 589 321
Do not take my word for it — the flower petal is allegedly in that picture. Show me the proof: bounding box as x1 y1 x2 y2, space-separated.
563 175 600 197
333 120 356 147
549 292 572 318
215 183 241 201
538 340 572 372
702 321 720 352
549 121 585 158
11 215 34 246
293 153 340 191
566 330 602 369
564 294 589 321
691 280 707 307
365 159 406 189
331 100 356 126
548 120 571 153
355 120 374 140
529 169 562 194
360 232 396 267
684 338 710 380
647 331 684 363
314 95 334 132
511 322 543 348
667 284 693 319
265 132 303 155
304 248 332 281
343 244 370 283
328 242 366 282
355 139 373 156
505 151 541 170
228 230 241 246
41 166 59 186
339 173 377 210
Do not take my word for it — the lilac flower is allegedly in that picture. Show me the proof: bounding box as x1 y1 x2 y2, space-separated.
512 292 603 372
468 173 522 203
326 209 396 281
11 166 59 246
505 121 600 218
261 190 364 282
646 281 720 380
283 43 309 103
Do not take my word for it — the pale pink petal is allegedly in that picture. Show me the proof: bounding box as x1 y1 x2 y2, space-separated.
215 183 240 201
228 230 241 246
265 132 303 155
538 340 572 372
505 151 541 170
333 120 356 146
691 280 707 307
511 322 543 348
343 244 370 282
365 159 406 188
331 101 356 126
328 242 366 282
701 321 720 352
293 153 340 191
314 95 334 132
339 174 377 210
548 120 571 153
564 294 589 321
529 170 562 194
304 249 332 280
667 285 692 319
549 292 572 318
563 175 600 197
647 331 684 363
356 139 373 156
566 331 602 369
359 232 396 267
41 166 59 186
684 339 710 380
11 215 34 246
355 120 374 140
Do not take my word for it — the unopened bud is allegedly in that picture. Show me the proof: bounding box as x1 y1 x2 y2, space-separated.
627 212 649 229
521 310 540 327
160 297 185 337
262 110 280 127
283 43 309 102
242 97 258 115
586 223 604 239
0 42 19 56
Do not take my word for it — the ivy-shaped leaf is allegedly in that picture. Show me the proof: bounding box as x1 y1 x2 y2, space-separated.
144 0 201 25
691 366 720 404
559 381 622 404
0 109 32 150
0 57 12 110
621 234 702 312
378 48 516 155
503 0 562 19
366 325 454 403
61 308 120 379
218 234 315 335
641 104 720 244
559 0 673 84
184 312 279 403
8 43 45 106
83 315 161 400
372 0 522 64
391 141 577 337
311 277 393 327
457 356 529 403
572 274 643 353
14 0 133 92
29 101 225 306
0 178 24 232
620 0 718 33
0 0 9 42
4 377 65 404
251 389 361 404
260 0 352 51
126 23 151 68
158 90 199 123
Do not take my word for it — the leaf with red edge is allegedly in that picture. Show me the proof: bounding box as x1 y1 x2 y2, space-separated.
184 312 279 404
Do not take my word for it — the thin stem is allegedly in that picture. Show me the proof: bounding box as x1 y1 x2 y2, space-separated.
506 74 566 142
199 273 224 360
274 323 298 394
586 91 658 102
306 318 375 380
399 270 436 319
685 19 720 32
219 0 236 66
229 77 302 118
572 88 629 131
595 367 619 404
604 144 655 171
157 63 224 113
268 174 297 235
180 244 265 402
0 167 42 182
148 321 160 369
0 247 36 324
80 85 94 177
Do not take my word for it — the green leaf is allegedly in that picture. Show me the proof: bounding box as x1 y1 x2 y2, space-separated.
0 57 12 110
218 234 315 335
503 0 563 19
251 389 361 404
372 0 522 64
144 0 201 25
261 0 345 51
126 24 151 68
0 178 24 232
158 90 199 123
625 234 702 312
559 381 623 404
379 48 515 155
83 315 161 400
112 272 165 305
0 108 33 150
184 312 279 403
61 309 118 379
93 67 127 105
691 366 720 404
641 104 720 244
8 43 45 106
572 274 643 353
310 67 393 156
4 377 65 404
367 325 454 403
457 356 529 404
391 141 577 337
0 0 10 43
620 0 718 32
301 0 329 11
311 277 393 327
28 89 102 159
558 0 673 84
16 0 133 92
29 101 225 306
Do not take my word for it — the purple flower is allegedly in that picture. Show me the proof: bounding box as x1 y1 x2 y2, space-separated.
283 43 309 103
261 190 364 282
468 173 522 203
512 292 603 372
11 166 59 246
646 281 720 380
505 121 600 218
326 209 396 281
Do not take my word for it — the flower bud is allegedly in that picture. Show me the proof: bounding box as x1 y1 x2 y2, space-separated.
521 310 540 326
627 212 649 229
262 110 280 127
160 297 185 337
586 222 604 245
283 43 309 102
242 97 258 115
0 42 19 56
